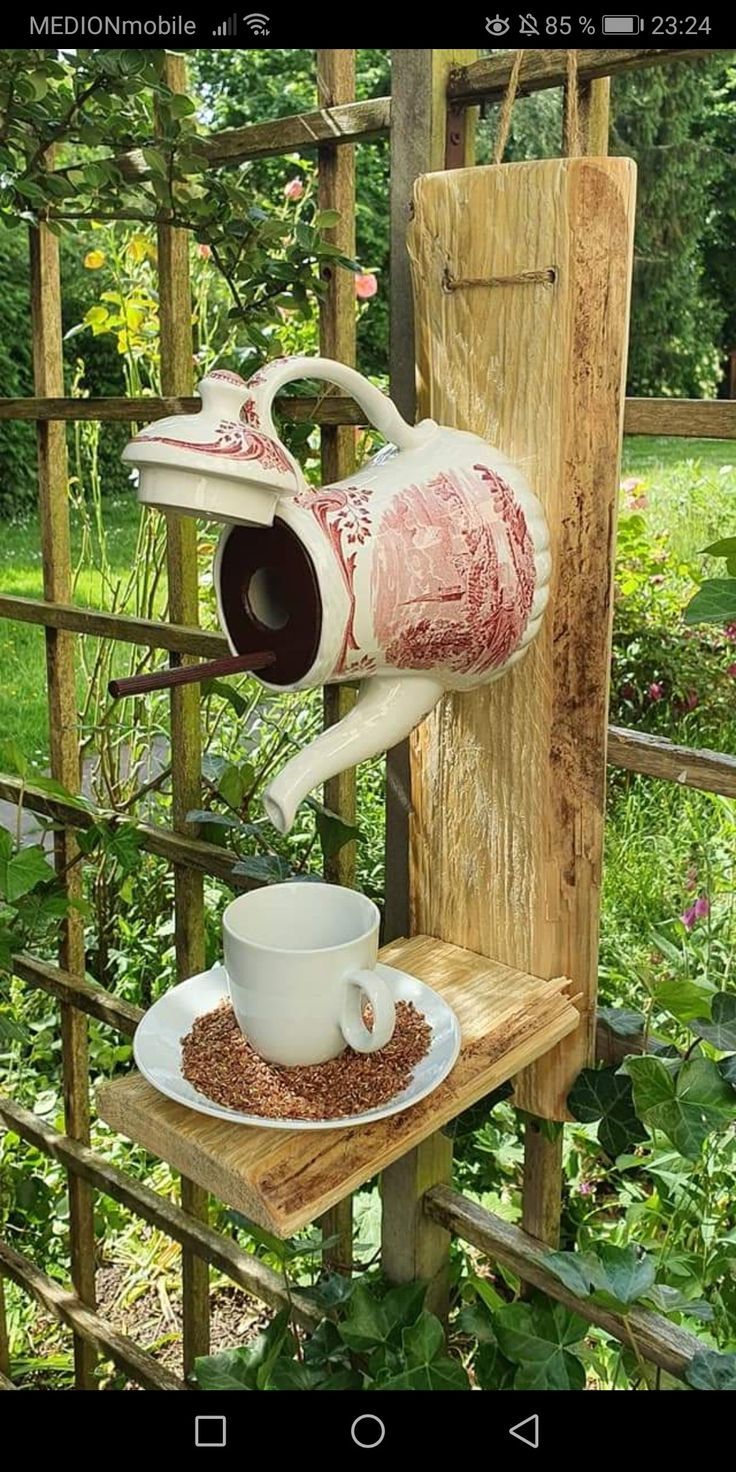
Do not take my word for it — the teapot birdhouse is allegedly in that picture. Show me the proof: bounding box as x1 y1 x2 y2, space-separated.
123 356 551 832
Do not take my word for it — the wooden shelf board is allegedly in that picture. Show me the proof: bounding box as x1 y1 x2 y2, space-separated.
96 934 578 1237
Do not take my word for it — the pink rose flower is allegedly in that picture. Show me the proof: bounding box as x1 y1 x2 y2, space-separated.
197 243 212 260
355 272 378 300
647 681 664 701
284 178 305 201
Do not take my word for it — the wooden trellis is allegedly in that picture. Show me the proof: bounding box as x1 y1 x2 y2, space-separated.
0 46 733 1391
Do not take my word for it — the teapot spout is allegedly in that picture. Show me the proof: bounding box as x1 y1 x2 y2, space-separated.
262 675 444 835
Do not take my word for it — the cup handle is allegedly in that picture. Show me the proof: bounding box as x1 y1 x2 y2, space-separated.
340 969 396 1054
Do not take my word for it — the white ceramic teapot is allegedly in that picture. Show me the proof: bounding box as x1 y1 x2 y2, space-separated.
123 356 551 833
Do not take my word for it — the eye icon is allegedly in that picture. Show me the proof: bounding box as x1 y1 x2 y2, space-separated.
485 13 511 32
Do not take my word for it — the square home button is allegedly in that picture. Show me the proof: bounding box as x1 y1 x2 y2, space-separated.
195 1416 227 1448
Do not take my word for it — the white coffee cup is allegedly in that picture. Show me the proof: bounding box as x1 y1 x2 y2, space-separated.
222 881 396 1067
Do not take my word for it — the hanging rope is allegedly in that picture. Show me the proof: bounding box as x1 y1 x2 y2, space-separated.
493 50 524 166
564 51 582 156
493 48 582 164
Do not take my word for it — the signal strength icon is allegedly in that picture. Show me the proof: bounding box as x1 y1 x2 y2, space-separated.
243 11 270 33
212 12 238 34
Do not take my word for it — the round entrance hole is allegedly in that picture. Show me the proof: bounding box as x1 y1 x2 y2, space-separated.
244 566 290 632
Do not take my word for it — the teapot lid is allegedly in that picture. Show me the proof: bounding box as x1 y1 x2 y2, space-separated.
122 369 305 527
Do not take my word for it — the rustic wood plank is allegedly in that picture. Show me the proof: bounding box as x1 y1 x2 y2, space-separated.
97 934 578 1238
0 1239 185 1391
447 49 717 106
521 1123 564 1248
576 78 611 155
318 49 358 898
381 1131 453 1318
608 726 736 797
407 160 636 1121
0 595 228 657
30 200 97 1390
157 52 209 1374
0 1097 326 1331
13 953 143 1035
105 97 391 178
425 1186 703 1380
0 393 364 424
0 775 263 888
624 397 736 439
384 49 477 945
3 392 733 438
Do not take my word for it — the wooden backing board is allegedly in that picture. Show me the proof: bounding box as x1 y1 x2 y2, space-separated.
96 934 578 1238
407 159 636 1119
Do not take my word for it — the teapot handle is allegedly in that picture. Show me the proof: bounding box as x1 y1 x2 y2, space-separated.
245 354 436 454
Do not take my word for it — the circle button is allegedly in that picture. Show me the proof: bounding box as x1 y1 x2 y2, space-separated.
351 1415 386 1449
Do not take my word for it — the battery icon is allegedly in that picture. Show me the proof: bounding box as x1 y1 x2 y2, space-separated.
602 14 641 31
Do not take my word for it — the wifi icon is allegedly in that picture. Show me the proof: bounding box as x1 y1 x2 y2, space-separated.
243 11 270 32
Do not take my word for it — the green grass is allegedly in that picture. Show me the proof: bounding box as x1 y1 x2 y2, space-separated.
0 493 155 760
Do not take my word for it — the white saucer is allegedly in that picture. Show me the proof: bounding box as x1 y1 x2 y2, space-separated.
133 962 461 1131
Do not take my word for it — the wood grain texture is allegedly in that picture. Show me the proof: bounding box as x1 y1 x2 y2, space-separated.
97 934 577 1238
157 52 209 1372
447 49 716 106
0 1239 185 1391
385 49 477 944
608 726 736 798
521 1122 563 1247
624 397 736 439
30 204 97 1390
407 159 636 1119
0 595 228 657
425 1186 703 1379
0 393 364 424
1 393 732 438
381 1131 453 1317
318 49 358 895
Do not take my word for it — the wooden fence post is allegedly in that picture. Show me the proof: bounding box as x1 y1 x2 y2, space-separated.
30 200 98 1390
381 51 476 1298
406 154 635 1267
157 52 209 1373
523 71 613 1247
316 46 358 1272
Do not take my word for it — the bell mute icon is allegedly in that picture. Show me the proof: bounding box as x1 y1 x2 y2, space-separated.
509 1414 539 1449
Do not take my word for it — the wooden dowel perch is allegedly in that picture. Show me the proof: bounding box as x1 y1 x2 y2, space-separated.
108 651 274 700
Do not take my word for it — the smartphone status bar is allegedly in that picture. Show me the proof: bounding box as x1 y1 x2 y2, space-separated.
10 11 730 48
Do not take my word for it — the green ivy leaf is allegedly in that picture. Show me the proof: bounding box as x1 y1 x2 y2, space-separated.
473 1341 516 1390
567 1067 647 1159
690 993 736 1052
231 853 292 884
701 537 736 558
269 1360 324 1390
494 1298 587 1391
597 1006 646 1039
401 1311 444 1368
643 1285 714 1322
624 1054 736 1159
589 1243 656 1308
718 1054 736 1089
218 764 246 811
0 844 56 903
195 1309 291 1390
306 799 363 860
683 578 736 626
202 679 251 719
685 1349 736 1390
337 1283 389 1351
655 974 717 1024
381 1280 427 1336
